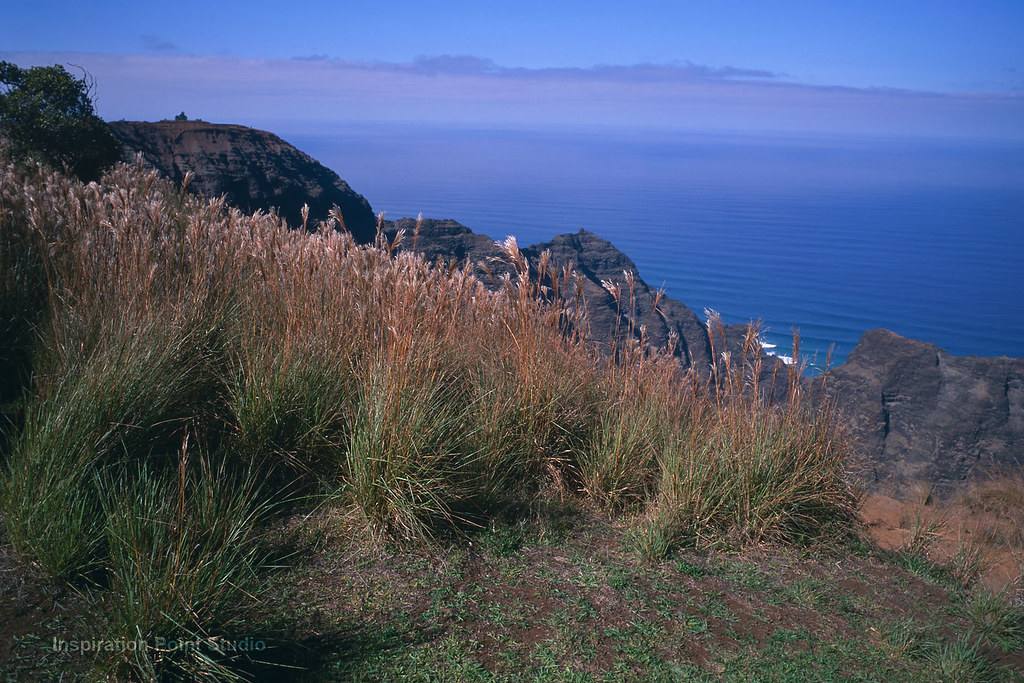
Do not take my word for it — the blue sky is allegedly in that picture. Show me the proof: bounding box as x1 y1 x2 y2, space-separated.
3 0 1023 139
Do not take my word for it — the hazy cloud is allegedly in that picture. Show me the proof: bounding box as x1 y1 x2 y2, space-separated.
412 55 502 75
2 51 1021 141
407 55 778 82
141 35 177 52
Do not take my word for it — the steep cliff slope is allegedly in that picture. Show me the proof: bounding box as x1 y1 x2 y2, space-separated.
109 120 377 243
824 329 1024 494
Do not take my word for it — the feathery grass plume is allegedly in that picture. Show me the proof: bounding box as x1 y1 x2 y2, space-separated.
413 211 423 250
329 204 347 234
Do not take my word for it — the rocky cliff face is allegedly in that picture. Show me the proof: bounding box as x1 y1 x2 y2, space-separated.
384 218 714 372
384 217 510 281
822 329 1024 494
108 121 377 243
523 230 712 369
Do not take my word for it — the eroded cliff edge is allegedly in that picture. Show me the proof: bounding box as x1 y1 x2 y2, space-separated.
109 120 377 243
821 329 1024 494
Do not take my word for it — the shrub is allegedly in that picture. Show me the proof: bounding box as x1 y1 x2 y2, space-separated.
0 61 122 181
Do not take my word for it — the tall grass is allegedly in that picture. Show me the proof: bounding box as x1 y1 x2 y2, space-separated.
637 314 859 558
0 162 49 408
0 149 860 677
585 272 712 514
98 439 268 681
1 318 220 577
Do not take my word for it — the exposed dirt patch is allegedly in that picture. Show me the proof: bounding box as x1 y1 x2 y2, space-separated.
860 492 1024 590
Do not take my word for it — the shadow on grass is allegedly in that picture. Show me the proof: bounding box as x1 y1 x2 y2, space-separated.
234 620 444 681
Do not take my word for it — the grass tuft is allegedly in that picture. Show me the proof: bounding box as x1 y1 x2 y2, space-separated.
96 438 269 679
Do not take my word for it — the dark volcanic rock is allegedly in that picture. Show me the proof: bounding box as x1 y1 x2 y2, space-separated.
823 329 1024 494
108 120 377 243
384 217 512 282
382 220 713 371
523 230 712 369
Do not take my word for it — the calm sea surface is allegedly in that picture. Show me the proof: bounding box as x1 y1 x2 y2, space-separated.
285 124 1024 368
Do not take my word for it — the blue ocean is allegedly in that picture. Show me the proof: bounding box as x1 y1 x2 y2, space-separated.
284 124 1024 368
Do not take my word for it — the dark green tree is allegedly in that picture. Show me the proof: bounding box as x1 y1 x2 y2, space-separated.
0 61 122 182
175 111 188 121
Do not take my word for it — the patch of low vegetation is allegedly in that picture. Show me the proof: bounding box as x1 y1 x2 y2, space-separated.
1 136 1022 680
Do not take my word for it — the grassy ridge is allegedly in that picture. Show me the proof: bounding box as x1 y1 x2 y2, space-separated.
0 153 862 679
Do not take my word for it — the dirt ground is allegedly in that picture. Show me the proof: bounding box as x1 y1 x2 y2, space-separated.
860 492 1024 591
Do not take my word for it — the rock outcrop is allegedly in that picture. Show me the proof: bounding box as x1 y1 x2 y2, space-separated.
384 218 714 372
822 329 1024 494
108 120 377 243
384 217 511 282
523 230 712 368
